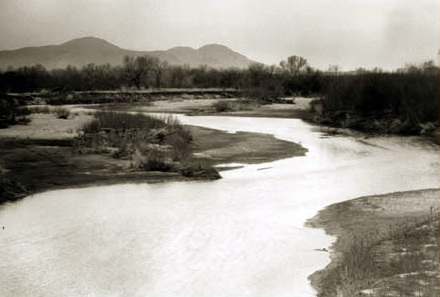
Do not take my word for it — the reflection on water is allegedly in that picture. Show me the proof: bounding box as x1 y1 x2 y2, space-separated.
0 116 438 297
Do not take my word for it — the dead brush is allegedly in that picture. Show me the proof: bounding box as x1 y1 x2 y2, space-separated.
53 107 71 119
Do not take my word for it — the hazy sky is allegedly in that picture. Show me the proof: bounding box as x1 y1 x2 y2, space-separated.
0 0 438 70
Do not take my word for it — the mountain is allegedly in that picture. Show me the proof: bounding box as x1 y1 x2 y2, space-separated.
0 37 255 70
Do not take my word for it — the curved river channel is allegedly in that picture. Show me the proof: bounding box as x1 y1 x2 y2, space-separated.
0 115 438 297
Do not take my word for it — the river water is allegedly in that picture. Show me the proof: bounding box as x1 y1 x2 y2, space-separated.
0 116 438 297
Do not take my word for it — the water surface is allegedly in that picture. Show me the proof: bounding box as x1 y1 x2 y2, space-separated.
0 116 438 297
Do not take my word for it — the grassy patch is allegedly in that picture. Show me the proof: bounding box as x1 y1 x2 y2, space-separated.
75 111 193 171
81 111 166 133
322 217 438 297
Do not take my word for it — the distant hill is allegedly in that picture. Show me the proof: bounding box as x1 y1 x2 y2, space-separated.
0 37 256 70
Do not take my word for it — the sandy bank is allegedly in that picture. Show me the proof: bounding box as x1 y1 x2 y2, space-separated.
307 189 439 297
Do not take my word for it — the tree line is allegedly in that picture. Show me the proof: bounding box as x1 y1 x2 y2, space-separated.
1 55 437 96
0 55 438 129
319 68 439 131
0 54 329 95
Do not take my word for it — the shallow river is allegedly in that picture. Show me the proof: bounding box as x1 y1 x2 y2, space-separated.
0 116 438 297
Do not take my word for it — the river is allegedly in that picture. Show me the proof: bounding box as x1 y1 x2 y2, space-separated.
0 115 438 297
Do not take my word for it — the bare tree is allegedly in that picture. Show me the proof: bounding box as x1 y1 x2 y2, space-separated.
280 55 308 76
137 55 155 88
247 63 268 87
327 64 340 75
170 65 190 88
267 64 277 78
123 55 155 89
123 56 139 89
152 58 169 89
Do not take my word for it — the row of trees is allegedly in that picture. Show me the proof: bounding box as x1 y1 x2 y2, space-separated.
0 53 438 134
0 56 438 122
321 71 439 127
0 54 328 95
123 55 168 89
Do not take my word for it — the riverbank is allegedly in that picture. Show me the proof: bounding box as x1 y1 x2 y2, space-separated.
0 112 306 205
310 111 440 143
307 189 439 297
5 88 240 105
83 98 440 145
0 106 438 297
88 97 315 119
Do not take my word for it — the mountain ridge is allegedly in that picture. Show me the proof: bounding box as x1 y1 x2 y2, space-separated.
0 37 256 70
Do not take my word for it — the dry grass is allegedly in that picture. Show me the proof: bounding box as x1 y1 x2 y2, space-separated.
75 111 192 171
81 111 166 133
327 215 439 297
308 190 440 297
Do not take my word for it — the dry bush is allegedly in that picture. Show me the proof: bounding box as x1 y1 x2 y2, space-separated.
212 100 233 112
0 99 32 128
212 99 259 113
76 111 192 172
53 107 71 119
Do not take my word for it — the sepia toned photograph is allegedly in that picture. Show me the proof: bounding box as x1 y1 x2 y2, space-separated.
0 1 439 296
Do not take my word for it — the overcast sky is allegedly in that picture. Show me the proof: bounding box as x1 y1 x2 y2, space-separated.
0 0 438 70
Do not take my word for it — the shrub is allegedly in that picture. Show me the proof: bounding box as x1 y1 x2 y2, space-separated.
233 98 260 110
81 111 166 134
142 149 173 171
212 99 259 113
212 100 232 112
0 99 30 128
130 148 173 172
244 84 283 103
179 160 221 179
162 115 192 161
76 111 192 171
53 107 71 119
